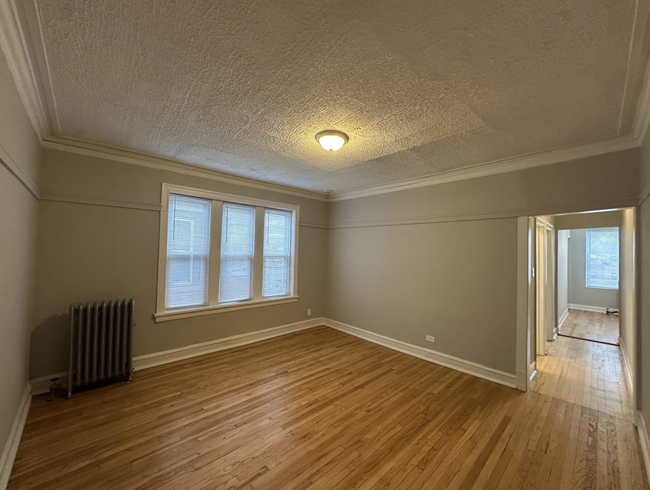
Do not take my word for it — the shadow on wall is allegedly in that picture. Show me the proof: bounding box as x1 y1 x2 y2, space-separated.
31 314 69 378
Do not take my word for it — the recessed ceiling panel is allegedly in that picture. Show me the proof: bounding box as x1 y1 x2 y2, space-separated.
22 0 650 192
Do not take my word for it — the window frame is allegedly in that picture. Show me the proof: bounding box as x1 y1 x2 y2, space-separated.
156 183 299 322
585 227 619 290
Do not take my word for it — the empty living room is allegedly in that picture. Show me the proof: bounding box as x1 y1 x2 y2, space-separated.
3 0 650 488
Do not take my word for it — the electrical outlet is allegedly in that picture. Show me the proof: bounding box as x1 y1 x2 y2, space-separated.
426 335 435 343
307 309 312 316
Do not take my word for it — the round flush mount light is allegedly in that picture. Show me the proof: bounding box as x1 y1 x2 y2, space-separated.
315 130 349 152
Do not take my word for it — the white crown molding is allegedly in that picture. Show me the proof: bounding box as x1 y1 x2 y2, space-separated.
38 129 648 207
42 137 328 202
0 0 48 139
0 139 39 198
324 319 516 388
326 30 650 202
328 135 640 202
631 39 650 147
0 383 31 489
329 195 639 229
3 0 650 204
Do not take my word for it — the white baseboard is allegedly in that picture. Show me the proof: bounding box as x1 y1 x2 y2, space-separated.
29 319 324 389
324 319 516 389
31 316 518 394
515 369 528 392
568 304 616 314
619 337 635 407
558 308 569 329
636 411 650 485
0 383 31 490
133 318 324 371
30 372 68 396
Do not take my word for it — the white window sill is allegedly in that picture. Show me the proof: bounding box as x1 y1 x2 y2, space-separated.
154 296 299 323
585 285 619 291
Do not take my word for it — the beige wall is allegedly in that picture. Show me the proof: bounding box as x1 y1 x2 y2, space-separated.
327 151 640 375
329 150 639 226
327 218 519 373
554 210 623 230
32 148 327 378
639 129 650 428
0 49 40 466
557 230 569 321
567 229 620 309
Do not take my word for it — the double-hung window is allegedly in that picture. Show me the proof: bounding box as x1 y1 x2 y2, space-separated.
156 184 299 321
585 228 619 290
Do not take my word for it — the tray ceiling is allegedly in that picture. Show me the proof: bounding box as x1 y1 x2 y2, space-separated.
17 0 650 193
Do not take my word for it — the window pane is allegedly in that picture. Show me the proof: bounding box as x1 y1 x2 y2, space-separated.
165 195 211 309
220 204 255 302
586 229 619 289
263 209 292 297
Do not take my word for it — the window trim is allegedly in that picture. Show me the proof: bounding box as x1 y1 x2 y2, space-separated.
155 183 300 322
585 227 619 290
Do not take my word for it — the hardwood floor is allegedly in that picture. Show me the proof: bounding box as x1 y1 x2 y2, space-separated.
9 326 648 489
532 334 632 421
559 309 619 345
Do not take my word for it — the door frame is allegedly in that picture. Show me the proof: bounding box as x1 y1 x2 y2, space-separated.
516 216 556 391
516 209 637 401
535 219 548 356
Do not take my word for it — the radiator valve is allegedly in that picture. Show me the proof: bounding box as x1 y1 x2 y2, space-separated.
46 378 64 402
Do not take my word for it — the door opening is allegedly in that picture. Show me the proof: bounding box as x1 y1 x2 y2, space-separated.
557 227 620 345
517 208 637 402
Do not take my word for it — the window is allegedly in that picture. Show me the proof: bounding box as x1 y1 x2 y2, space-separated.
585 228 619 290
165 195 211 308
220 204 256 303
156 184 299 321
263 209 293 297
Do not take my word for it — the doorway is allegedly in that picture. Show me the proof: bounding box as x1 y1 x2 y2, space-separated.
516 209 637 403
535 218 555 357
556 227 620 345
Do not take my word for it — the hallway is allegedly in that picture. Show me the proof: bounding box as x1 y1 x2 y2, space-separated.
531 335 645 487
533 335 631 420
559 309 619 345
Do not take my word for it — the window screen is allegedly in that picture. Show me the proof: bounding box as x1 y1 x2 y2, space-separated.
165 195 211 309
586 229 619 290
219 203 256 303
263 209 293 297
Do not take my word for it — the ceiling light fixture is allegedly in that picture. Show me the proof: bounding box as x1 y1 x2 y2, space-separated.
315 130 349 152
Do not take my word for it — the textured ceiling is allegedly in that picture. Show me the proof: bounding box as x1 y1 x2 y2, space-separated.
20 0 650 193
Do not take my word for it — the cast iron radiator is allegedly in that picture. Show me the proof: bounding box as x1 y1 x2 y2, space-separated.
68 299 135 398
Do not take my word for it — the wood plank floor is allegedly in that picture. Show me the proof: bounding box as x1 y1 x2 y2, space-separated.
9 326 648 489
532 334 632 421
559 309 619 345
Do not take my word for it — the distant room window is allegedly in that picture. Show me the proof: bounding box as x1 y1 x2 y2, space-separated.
585 229 619 290
157 184 299 321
